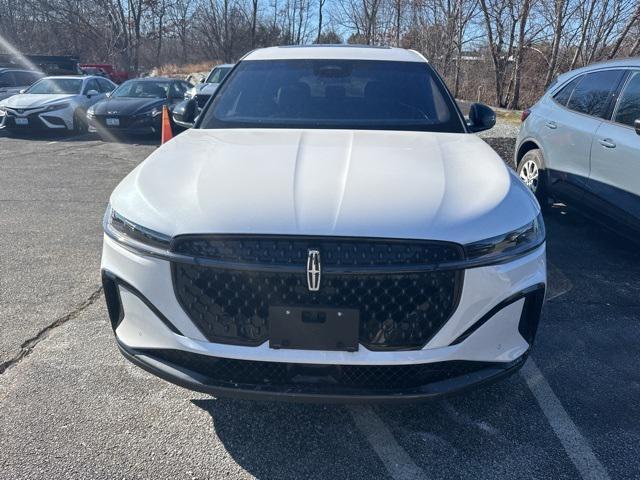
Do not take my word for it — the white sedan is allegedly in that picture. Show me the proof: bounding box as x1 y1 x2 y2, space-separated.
0 75 115 133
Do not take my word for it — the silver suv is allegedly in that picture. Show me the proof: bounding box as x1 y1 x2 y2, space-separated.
515 57 640 233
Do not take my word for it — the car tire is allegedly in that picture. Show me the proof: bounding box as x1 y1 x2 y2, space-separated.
517 149 550 209
73 109 88 134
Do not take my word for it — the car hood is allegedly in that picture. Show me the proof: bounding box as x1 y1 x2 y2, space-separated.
93 97 166 116
110 129 540 244
194 83 220 95
1 94 77 108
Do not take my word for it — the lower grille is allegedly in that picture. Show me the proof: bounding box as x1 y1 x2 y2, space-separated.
171 236 464 351
142 349 496 392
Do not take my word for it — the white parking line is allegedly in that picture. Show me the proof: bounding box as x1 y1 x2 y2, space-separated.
348 406 426 480
521 359 610 480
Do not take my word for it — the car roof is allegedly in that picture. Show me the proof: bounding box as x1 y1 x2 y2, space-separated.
0 68 41 74
125 77 178 82
242 45 427 63
41 75 89 80
556 56 640 83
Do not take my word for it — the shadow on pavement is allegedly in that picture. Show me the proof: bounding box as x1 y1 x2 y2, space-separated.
0 129 97 142
192 398 387 479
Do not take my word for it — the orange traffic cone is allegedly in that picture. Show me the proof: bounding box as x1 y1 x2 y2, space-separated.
161 105 173 144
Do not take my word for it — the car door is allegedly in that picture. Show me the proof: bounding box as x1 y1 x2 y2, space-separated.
541 70 626 201
588 69 640 230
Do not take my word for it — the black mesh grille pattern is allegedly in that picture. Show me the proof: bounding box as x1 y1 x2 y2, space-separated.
172 235 463 267
171 236 463 351
143 349 493 392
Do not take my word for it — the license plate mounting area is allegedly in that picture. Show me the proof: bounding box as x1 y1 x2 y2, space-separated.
269 306 359 352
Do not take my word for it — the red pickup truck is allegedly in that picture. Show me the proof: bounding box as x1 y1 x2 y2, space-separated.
80 64 129 84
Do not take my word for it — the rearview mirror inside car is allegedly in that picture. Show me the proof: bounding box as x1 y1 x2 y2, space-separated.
172 98 197 128
635 119 640 136
467 103 496 133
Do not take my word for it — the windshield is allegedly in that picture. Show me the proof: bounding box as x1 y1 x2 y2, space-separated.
112 80 170 98
206 67 232 84
199 60 464 132
27 78 82 95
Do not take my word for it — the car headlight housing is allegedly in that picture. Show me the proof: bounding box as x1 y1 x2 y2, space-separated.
44 102 70 112
464 212 545 265
103 204 170 251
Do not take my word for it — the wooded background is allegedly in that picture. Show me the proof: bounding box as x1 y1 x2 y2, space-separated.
1 0 639 108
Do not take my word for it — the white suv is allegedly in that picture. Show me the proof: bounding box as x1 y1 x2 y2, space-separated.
102 46 546 402
516 57 640 233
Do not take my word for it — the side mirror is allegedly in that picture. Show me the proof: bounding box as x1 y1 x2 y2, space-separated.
172 98 197 128
467 103 496 133
635 119 640 136
86 89 99 98
199 78 205 83
106 91 113 98
19 89 26 94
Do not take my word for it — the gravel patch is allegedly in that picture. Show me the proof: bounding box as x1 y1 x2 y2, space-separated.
477 120 520 139
482 137 517 168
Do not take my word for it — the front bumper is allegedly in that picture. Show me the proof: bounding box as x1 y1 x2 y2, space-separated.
117 340 528 403
1 106 73 130
102 235 546 402
88 115 161 136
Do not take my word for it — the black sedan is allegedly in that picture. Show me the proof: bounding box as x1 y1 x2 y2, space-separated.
87 77 192 137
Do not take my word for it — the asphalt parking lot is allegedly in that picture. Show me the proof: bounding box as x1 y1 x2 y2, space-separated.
1 128 639 479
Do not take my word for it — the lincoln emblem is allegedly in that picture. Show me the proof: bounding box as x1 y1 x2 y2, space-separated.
306 250 321 291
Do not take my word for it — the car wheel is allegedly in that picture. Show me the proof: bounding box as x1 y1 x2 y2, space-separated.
73 109 88 134
518 149 549 208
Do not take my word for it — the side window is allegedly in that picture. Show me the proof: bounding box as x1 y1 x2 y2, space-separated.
172 82 186 96
613 72 640 127
553 76 581 106
0 72 16 87
97 78 114 93
84 79 100 94
12 72 31 85
566 70 624 119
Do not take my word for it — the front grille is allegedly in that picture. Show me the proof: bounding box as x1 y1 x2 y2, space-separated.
142 349 496 392
172 236 463 350
172 236 462 267
194 94 211 108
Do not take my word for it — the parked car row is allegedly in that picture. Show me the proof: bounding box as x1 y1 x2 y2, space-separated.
0 75 193 137
0 63 236 138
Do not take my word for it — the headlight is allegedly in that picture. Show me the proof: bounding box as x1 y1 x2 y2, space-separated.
464 212 545 265
44 102 69 112
103 204 170 251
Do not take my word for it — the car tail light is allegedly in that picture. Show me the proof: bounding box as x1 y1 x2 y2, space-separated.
521 109 531 122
